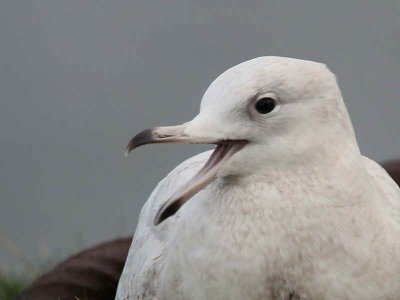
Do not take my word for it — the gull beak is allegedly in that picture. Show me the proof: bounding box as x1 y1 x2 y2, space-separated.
125 123 247 225
125 123 204 156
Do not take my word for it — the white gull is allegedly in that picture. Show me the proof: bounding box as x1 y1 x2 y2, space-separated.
116 57 400 299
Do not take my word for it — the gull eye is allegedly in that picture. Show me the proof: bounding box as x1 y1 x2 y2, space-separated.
255 97 276 114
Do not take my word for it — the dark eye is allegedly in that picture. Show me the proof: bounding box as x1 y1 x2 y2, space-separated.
255 97 276 114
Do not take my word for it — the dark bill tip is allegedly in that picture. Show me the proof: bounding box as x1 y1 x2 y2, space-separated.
125 129 154 156
154 198 184 225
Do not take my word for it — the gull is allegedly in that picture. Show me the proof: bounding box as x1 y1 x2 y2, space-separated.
116 57 400 300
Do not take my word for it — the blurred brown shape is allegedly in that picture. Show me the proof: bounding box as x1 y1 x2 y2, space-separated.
16 237 132 300
382 159 400 186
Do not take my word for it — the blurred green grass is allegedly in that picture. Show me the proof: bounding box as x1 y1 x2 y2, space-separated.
0 274 29 300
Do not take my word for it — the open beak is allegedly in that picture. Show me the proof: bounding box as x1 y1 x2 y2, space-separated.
125 123 247 225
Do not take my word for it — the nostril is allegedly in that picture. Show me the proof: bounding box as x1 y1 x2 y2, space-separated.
157 134 174 139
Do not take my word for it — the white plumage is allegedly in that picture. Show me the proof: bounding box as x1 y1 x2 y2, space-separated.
116 57 400 299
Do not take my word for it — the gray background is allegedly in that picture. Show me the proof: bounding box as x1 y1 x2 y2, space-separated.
1 0 399 272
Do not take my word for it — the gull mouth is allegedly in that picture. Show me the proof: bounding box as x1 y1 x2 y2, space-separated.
125 125 247 225
153 140 247 225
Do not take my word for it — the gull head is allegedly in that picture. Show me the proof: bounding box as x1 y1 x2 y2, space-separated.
125 56 355 225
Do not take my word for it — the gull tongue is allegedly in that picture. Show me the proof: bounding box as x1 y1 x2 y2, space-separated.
154 141 247 225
